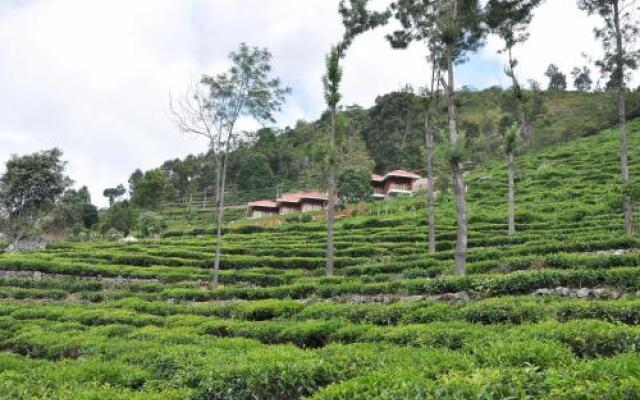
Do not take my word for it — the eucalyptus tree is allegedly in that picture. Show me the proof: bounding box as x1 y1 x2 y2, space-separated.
410 0 487 274
171 43 289 286
340 0 486 275
423 44 442 253
486 0 542 147
577 0 639 235
545 64 568 91
503 123 520 235
323 46 343 276
571 66 594 91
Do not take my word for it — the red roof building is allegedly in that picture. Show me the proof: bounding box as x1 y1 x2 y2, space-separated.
277 192 329 215
370 169 422 198
247 200 279 219
246 170 424 218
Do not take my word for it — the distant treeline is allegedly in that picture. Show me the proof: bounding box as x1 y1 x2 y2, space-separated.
125 86 640 208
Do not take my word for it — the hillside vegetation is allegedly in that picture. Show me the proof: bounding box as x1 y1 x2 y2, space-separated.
129 88 640 207
0 120 638 398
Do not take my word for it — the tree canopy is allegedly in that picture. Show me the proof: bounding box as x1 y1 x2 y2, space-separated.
0 149 71 242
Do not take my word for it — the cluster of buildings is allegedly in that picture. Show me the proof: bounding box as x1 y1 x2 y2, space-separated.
247 169 428 219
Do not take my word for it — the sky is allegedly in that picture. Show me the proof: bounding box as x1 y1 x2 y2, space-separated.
0 0 637 207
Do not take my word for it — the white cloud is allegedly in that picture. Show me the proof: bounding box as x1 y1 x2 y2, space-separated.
0 0 637 207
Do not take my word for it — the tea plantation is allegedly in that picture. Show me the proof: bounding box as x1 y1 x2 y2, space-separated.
1 121 640 399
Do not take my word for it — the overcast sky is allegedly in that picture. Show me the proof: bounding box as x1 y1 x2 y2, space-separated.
0 0 637 207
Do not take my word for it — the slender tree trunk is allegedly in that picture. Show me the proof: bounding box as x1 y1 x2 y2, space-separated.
325 106 337 276
446 41 467 276
507 151 515 235
202 189 207 209
213 133 233 286
212 155 223 286
425 61 438 253
425 117 436 253
613 1 633 235
508 48 532 147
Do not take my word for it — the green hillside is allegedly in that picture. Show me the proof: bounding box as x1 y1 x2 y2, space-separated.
0 120 639 399
127 89 640 208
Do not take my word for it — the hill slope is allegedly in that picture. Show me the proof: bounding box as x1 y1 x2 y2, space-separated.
0 120 639 398
129 89 640 208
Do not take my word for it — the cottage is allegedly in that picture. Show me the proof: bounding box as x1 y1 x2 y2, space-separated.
277 193 303 215
277 192 329 215
247 200 279 219
384 170 421 195
246 170 423 218
371 174 386 199
298 192 329 212
370 169 422 198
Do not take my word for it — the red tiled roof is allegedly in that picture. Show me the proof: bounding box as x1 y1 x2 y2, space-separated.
300 192 328 201
371 170 421 182
277 191 328 204
248 200 278 209
371 173 384 182
277 192 303 203
385 169 421 179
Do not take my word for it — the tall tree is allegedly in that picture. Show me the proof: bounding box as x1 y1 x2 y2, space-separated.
323 46 343 276
398 0 485 275
130 169 172 208
337 166 372 204
362 90 424 172
171 43 289 286
128 169 143 194
340 0 486 274
0 149 71 246
545 63 568 91
103 184 126 207
571 65 594 91
424 43 442 253
486 0 542 147
577 0 639 235
503 123 520 235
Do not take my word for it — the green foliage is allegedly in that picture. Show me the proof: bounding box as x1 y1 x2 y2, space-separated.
503 123 520 155
438 130 470 165
0 148 71 242
545 63 567 91
337 166 371 204
139 212 168 238
571 66 593 92
0 121 637 397
577 0 640 90
235 153 274 190
130 170 172 208
102 201 138 237
103 184 126 207
125 88 640 205
323 46 343 109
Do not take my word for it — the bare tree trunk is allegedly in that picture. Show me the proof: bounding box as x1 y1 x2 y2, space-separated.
508 48 531 147
325 106 337 276
451 161 467 275
613 1 633 235
202 189 207 209
425 119 436 253
213 131 233 287
212 155 223 286
507 151 515 235
445 35 467 275
425 61 438 253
